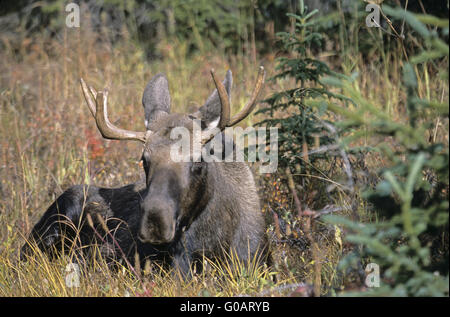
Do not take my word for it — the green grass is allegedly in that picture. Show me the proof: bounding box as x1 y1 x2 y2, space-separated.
0 13 447 296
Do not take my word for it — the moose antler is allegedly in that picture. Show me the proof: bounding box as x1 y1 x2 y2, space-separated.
210 69 231 131
80 78 147 143
202 66 265 144
228 66 266 127
81 66 265 146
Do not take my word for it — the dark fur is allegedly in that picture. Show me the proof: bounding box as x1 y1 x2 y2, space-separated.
20 182 162 268
22 70 269 277
138 71 268 277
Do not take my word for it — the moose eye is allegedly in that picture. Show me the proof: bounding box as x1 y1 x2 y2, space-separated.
141 154 151 173
141 156 148 168
141 155 152 186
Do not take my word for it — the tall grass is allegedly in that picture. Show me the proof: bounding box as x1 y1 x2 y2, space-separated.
0 4 447 296
0 19 285 296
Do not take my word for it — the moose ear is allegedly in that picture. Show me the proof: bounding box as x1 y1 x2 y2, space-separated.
198 70 232 128
142 73 171 129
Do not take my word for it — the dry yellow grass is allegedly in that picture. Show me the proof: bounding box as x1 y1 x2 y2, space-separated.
0 25 292 297
1 18 447 296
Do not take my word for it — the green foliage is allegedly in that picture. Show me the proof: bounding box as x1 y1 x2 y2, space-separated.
1 0 448 297
256 2 347 170
0 0 298 57
322 6 449 296
147 0 249 53
136 0 302 54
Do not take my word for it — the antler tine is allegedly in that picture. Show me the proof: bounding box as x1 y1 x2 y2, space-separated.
80 78 147 143
95 90 147 142
80 78 96 117
210 69 231 130
227 66 265 127
201 67 265 145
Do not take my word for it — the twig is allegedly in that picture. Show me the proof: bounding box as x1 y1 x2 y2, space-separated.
296 143 341 158
319 120 354 193
285 167 303 218
272 212 282 240
285 167 321 297
379 7 409 61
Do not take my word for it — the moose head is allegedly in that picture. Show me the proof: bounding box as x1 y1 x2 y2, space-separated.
80 67 265 245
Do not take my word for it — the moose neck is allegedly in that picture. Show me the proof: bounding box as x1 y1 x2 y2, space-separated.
187 161 250 231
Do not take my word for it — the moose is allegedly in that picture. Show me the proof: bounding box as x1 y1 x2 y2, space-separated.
21 67 268 277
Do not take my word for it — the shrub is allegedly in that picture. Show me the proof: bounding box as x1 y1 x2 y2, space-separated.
321 6 449 296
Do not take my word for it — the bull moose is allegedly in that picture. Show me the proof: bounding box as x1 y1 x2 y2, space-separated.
21 67 269 277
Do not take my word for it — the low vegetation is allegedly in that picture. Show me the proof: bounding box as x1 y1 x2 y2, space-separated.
0 1 448 296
